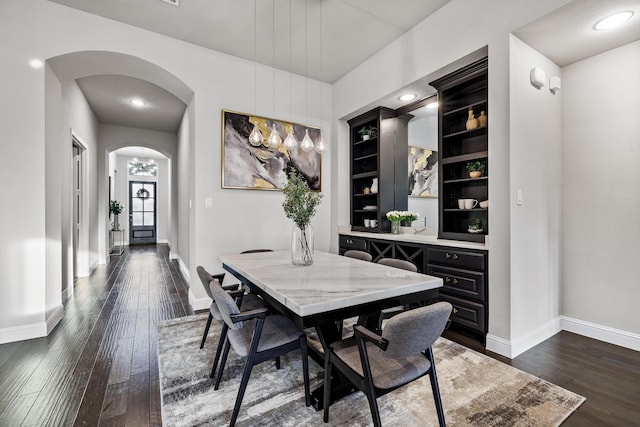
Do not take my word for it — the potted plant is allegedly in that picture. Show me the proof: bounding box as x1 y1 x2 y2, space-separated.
468 218 483 233
358 126 377 140
386 210 419 234
282 170 323 265
465 161 486 178
110 200 123 230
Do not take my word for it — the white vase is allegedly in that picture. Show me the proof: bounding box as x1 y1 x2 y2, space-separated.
370 178 379 194
291 224 314 265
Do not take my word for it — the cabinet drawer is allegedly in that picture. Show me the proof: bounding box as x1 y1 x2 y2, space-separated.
427 265 485 302
438 293 486 333
339 235 368 251
427 248 486 271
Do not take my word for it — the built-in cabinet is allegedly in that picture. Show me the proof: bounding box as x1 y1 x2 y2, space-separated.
430 58 489 243
347 107 410 233
339 234 488 343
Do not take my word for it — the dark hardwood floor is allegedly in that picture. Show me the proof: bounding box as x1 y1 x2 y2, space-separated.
0 245 638 426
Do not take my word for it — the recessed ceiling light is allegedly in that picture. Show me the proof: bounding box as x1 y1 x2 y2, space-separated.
594 11 633 31
398 93 417 102
29 59 43 69
130 98 146 107
426 101 438 110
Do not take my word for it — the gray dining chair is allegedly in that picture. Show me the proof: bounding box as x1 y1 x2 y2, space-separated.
344 250 373 262
196 266 267 379
376 257 418 272
323 302 452 427
211 280 311 426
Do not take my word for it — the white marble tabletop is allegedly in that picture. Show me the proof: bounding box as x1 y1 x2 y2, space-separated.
220 250 443 317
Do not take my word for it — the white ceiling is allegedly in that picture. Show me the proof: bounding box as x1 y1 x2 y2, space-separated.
115 146 168 160
50 0 640 133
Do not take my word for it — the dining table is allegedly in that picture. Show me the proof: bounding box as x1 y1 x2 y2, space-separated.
220 250 443 409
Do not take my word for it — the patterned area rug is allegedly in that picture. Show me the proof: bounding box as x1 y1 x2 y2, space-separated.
158 314 584 426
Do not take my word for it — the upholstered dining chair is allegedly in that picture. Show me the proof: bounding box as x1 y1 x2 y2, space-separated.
376 257 418 272
323 302 452 427
344 250 373 262
196 266 267 380
210 280 311 426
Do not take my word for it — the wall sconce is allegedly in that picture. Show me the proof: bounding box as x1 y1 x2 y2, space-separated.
530 67 546 89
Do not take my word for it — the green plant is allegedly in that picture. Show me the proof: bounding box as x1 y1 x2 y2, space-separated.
282 170 323 229
357 126 377 138
465 161 486 172
469 218 483 230
110 200 123 216
386 210 419 224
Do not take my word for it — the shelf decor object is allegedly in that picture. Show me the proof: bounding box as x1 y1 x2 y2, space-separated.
222 110 322 191
430 57 488 242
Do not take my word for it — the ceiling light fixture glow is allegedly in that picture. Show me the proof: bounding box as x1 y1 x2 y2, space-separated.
594 11 633 31
130 98 146 107
398 93 417 102
29 59 43 69
426 101 438 110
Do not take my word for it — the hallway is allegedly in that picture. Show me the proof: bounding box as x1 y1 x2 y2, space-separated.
0 245 192 426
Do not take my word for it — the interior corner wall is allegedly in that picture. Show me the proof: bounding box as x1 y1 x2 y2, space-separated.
508 35 562 348
177 100 192 274
561 40 640 335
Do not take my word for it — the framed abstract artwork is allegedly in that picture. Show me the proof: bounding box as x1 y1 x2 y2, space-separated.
408 145 438 198
221 110 321 191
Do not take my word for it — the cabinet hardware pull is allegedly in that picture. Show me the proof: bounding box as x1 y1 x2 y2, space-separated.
445 277 450 283
453 254 459 260
446 253 451 258
453 308 459 314
453 279 458 285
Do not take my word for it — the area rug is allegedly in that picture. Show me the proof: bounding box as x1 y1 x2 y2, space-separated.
158 314 585 426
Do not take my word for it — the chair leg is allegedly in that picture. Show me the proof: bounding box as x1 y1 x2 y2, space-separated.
200 312 213 349
210 324 228 379
427 347 446 427
364 390 382 427
275 356 281 369
214 339 231 390
230 350 257 426
299 335 310 407
323 351 332 422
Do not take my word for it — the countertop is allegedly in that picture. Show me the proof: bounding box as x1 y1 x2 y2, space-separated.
339 227 489 251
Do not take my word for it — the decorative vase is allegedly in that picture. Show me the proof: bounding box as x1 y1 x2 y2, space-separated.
362 134 370 141
469 171 482 179
478 110 487 127
292 224 314 265
112 214 120 231
370 178 379 194
391 220 400 234
466 109 478 130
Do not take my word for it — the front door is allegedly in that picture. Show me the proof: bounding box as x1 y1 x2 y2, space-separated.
129 181 157 245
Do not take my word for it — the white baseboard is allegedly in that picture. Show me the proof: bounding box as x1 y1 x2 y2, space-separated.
46 305 65 334
0 322 46 344
177 255 190 283
487 316 639 359
560 316 640 352
485 334 512 357
62 286 72 303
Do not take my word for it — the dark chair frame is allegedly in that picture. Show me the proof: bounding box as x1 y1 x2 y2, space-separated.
196 266 232 349
214 294 311 426
323 325 446 427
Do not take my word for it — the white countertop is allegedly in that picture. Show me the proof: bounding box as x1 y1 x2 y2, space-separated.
220 250 442 317
339 227 489 251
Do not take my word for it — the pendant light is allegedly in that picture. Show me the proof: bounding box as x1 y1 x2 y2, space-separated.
300 129 314 152
266 0 282 149
284 0 298 152
248 0 263 147
315 0 327 154
300 0 314 153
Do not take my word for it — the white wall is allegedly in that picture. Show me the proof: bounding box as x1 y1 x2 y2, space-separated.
508 35 562 354
561 40 640 335
0 0 332 341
